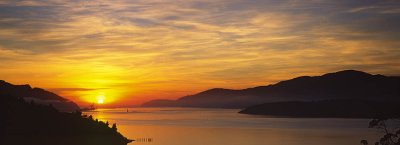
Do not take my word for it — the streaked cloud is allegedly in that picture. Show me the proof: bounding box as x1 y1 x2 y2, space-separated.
0 0 399 106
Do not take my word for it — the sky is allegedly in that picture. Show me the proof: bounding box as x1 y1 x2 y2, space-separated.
0 0 399 107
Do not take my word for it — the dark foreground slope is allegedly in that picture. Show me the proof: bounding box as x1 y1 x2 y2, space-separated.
0 95 132 145
142 70 400 108
0 80 79 112
239 100 400 118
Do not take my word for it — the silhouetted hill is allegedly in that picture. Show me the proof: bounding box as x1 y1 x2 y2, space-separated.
142 70 400 108
238 100 400 118
0 95 132 145
0 80 80 112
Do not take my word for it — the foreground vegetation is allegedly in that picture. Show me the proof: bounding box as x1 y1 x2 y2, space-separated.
0 95 132 145
361 118 400 145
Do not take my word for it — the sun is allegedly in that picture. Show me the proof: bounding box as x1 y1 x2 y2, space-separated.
96 95 105 104
97 98 104 104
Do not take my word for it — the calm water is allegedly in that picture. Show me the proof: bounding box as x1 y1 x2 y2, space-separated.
84 108 381 145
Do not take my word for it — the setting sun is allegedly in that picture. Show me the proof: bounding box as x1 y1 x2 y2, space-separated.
97 99 104 104
96 95 105 104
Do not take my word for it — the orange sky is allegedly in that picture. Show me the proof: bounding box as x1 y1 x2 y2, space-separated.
0 0 399 107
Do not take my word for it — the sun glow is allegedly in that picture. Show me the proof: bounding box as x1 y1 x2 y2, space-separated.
97 98 104 104
96 95 105 104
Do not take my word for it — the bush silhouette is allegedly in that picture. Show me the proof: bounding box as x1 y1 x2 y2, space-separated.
361 118 400 145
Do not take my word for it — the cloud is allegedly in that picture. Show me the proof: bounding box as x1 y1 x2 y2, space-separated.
0 0 399 105
48 87 108 92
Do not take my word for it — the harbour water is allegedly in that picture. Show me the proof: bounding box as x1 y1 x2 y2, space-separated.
84 107 381 145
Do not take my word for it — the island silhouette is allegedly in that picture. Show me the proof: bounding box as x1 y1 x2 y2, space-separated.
239 100 400 118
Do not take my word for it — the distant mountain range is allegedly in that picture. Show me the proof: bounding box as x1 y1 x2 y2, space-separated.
0 80 80 112
141 70 400 108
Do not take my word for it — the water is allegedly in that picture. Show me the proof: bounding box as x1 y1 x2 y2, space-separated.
84 108 381 145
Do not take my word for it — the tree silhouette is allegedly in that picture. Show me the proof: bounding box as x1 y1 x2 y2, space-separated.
361 118 400 145
112 123 117 131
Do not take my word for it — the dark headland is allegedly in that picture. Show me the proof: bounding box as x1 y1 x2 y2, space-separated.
0 81 132 145
0 80 80 112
